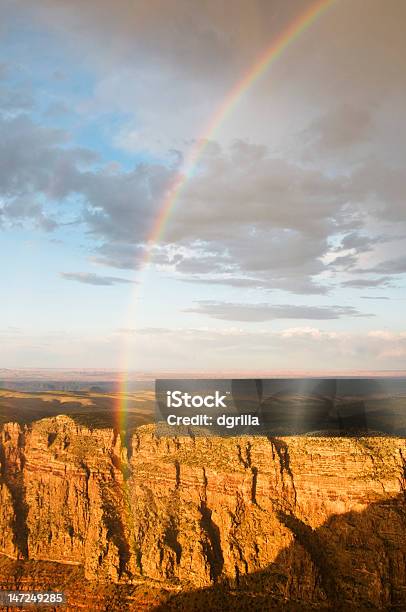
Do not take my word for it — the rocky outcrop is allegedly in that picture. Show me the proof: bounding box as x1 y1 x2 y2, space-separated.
0 415 406 609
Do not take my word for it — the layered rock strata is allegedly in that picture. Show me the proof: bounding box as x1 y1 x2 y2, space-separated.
0 415 405 609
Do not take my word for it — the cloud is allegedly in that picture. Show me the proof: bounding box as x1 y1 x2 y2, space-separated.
185 301 372 322
0 114 101 233
341 277 392 289
0 113 168 252
0 196 57 231
0 63 8 80
184 276 273 289
0 84 34 113
0 116 341 293
91 242 146 269
59 272 136 286
328 252 359 271
1 2 406 298
367 256 406 275
2 112 405 296
166 145 347 243
304 104 374 152
44 100 70 117
2 0 406 373
3 324 406 370
27 1 406 111
360 296 390 301
79 162 172 243
334 231 393 254
16 0 405 166
116 326 406 371
0 114 96 198
350 159 406 223
182 275 330 295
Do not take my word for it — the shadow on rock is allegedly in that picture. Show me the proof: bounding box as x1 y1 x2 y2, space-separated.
152 494 406 611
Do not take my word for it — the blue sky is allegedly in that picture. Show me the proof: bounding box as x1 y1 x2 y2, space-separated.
1 0 406 371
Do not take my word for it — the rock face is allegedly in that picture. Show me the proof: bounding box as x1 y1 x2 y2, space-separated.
1 415 406 610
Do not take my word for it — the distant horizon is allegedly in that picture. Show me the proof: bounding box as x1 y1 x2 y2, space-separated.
2 367 406 381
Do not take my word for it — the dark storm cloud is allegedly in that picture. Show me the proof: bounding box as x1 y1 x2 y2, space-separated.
185 301 372 322
60 272 135 286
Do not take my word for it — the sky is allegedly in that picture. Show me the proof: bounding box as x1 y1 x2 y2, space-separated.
1 0 406 372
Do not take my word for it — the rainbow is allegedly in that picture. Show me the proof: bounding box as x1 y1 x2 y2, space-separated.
115 0 336 431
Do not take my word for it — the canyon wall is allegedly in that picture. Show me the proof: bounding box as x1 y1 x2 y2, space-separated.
0 415 406 609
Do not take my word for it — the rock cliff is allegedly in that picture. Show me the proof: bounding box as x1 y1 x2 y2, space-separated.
1 415 405 609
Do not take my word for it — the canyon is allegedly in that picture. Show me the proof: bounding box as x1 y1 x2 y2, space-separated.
0 406 406 609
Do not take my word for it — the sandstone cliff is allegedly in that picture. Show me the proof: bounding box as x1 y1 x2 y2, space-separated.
1 415 406 610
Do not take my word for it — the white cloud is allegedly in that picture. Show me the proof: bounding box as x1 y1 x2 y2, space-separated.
60 272 136 286
1 323 406 370
185 301 372 322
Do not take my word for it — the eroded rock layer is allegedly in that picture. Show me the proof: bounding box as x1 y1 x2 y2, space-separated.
1 415 406 610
